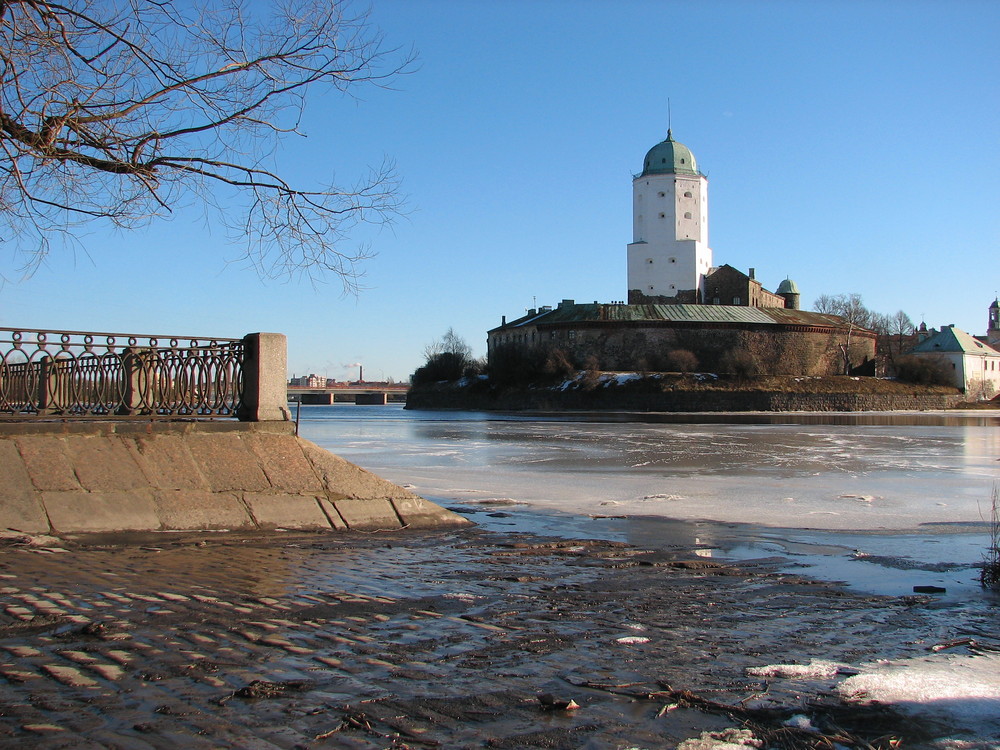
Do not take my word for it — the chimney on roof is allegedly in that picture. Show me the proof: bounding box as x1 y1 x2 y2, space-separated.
749 268 756 280
502 315 506 325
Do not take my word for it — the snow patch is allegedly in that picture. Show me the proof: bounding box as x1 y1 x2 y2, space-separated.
677 728 762 749
746 659 844 679
783 714 816 731
615 636 650 644
839 653 1000 734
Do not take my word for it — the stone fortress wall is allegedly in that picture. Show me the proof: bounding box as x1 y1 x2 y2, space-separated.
517 321 872 376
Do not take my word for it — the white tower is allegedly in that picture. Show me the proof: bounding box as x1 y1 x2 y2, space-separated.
626 130 711 304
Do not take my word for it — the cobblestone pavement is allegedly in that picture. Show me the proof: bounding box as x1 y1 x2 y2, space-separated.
0 526 985 748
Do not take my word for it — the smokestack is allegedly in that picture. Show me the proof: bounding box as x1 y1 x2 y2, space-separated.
359 365 363 383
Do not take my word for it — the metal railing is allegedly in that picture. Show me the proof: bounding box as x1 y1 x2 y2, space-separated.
0 328 245 419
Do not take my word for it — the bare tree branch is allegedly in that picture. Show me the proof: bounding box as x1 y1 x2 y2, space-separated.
0 0 413 288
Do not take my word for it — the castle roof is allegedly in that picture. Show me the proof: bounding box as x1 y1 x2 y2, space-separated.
640 130 701 177
492 302 865 333
908 326 1000 356
776 278 800 295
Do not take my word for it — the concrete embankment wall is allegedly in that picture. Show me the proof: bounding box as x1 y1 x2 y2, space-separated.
0 421 470 535
407 387 963 412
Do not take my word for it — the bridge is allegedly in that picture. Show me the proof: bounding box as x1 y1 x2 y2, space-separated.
287 384 409 405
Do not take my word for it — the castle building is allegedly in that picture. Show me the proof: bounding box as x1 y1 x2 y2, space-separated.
625 131 794 310
627 131 711 304
487 130 874 376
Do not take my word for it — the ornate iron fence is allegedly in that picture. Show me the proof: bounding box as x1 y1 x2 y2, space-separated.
0 328 244 419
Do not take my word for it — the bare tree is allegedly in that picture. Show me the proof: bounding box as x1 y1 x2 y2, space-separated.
413 328 481 384
811 294 837 315
812 293 875 373
889 310 914 338
882 309 916 365
666 348 698 374
814 295 919 374
812 293 873 329
0 0 413 286
423 328 473 362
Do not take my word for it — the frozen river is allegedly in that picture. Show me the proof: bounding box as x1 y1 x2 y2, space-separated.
298 404 1000 597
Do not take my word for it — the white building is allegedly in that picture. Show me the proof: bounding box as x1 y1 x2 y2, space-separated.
908 325 1000 399
626 130 712 304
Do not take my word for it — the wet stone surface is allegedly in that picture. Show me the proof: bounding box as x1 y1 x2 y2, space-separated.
0 529 972 748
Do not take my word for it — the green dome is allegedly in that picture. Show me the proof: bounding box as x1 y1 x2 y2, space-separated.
776 278 800 295
641 130 700 176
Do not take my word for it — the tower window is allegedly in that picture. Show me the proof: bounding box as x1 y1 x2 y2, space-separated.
658 192 665 198
684 191 693 198
684 212 692 219
659 212 665 219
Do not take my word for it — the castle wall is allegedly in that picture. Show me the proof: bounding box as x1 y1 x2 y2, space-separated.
407 381 961 413
489 320 875 377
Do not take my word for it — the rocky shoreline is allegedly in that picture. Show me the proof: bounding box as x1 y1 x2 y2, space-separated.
406 373 964 412
0 518 995 748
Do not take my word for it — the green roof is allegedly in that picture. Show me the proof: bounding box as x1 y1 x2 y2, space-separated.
908 326 1000 355
776 278 800 295
492 302 862 332
640 130 700 177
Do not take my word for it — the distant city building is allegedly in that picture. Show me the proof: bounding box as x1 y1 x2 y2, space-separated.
488 130 871 375
289 374 327 388
907 323 1000 397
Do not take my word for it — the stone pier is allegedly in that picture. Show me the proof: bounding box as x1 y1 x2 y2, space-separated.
0 421 470 535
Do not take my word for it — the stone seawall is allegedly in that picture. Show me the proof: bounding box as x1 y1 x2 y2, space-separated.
0 421 470 535
406 386 963 413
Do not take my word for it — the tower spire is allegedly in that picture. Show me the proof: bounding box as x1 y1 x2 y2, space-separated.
667 98 672 139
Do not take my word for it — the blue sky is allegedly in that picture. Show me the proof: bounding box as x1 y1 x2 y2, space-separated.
2 0 998 382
